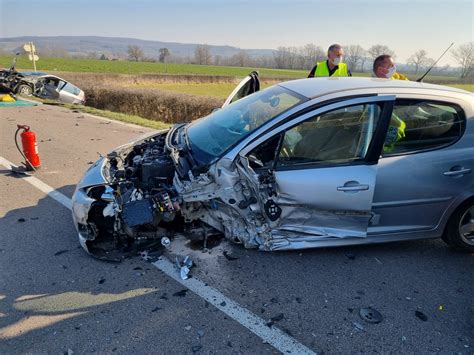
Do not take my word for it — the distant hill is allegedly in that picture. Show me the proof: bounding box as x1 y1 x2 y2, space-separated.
0 36 276 59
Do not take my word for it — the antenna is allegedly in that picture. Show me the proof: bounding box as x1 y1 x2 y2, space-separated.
416 43 454 82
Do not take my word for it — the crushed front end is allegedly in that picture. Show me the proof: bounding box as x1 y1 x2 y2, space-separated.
72 129 185 260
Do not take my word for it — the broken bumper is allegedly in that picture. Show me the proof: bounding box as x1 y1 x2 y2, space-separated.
71 157 108 253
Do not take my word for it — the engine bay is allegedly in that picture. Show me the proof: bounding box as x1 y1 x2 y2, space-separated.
81 132 191 259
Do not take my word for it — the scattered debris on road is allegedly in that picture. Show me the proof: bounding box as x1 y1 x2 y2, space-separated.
266 313 285 327
176 255 194 280
223 250 238 261
173 289 188 297
54 249 69 256
345 253 356 260
415 310 428 321
359 307 383 324
352 321 365 331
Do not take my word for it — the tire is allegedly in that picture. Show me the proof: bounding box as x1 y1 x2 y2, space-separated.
442 198 474 252
17 84 33 96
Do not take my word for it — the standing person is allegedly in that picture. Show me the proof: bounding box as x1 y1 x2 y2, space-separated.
308 44 352 78
373 54 409 80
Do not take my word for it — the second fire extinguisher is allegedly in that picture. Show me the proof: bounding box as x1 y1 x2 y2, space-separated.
15 125 41 171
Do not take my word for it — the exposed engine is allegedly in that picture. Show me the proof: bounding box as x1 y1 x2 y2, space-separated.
76 128 269 258
83 134 183 254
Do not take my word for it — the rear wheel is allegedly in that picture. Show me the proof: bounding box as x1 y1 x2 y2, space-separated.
17 84 33 96
442 199 474 252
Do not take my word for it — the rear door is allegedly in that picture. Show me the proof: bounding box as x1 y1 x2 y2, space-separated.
371 98 471 234
239 96 395 247
222 71 260 108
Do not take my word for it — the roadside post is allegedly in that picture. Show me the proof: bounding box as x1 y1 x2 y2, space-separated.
23 42 39 72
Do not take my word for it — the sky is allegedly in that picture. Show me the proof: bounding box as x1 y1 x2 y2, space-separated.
0 0 473 66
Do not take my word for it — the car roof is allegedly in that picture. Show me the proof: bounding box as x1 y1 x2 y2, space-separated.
20 71 48 76
38 75 63 80
278 77 473 100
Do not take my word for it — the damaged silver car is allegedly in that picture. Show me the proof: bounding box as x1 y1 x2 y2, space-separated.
20 73 85 104
72 74 474 258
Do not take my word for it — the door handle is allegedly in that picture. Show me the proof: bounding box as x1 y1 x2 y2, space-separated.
444 168 471 177
337 184 370 192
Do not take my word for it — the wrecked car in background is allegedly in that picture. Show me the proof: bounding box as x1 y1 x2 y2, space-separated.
15 73 85 104
72 75 474 259
0 54 85 104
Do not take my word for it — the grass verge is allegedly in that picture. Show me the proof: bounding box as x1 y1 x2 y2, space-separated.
65 104 171 130
21 95 170 130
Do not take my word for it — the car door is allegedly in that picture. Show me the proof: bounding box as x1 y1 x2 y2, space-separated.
222 71 260 108
38 76 60 99
239 96 395 246
370 98 471 234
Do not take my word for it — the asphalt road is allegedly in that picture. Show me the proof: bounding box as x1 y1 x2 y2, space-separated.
0 104 473 354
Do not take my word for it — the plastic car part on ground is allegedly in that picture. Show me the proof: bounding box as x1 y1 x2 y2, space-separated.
176 255 194 280
359 307 383 324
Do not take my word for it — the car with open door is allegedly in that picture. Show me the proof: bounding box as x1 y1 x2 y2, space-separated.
71 75 474 260
15 74 85 104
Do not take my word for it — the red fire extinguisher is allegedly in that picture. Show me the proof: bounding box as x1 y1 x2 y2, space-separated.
15 125 41 171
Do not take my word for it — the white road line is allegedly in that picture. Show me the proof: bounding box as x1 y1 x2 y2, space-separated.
0 155 316 354
0 156 72 210
153 258 316 354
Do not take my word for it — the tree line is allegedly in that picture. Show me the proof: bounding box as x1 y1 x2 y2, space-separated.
4 41 472 78
126 42 473 78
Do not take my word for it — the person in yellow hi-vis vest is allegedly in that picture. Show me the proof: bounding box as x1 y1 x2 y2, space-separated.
372 54 409 152
308 44 352 78
373 54 409 80
383 113 406 153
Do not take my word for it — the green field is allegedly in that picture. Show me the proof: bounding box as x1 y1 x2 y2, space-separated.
2 55 467 85
0 55 309 79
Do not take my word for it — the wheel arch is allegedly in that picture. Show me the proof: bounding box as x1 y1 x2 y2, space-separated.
14 81 34 93
441 192 474 235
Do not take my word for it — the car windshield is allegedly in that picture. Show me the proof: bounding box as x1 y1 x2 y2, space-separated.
187 85 306 165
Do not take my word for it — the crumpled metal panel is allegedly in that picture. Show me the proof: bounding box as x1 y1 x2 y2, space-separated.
273 207 370 238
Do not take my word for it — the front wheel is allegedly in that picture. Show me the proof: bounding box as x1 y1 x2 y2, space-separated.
442 199 474 252
17 84 33 96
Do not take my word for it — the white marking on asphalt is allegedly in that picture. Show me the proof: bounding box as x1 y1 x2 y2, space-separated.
0 156 72 210
154 257 315 354
0 155 316 354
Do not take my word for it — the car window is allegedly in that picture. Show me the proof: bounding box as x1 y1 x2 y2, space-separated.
61 82 81 95
382 100 465 156
272 103 382 168
57 80 67 90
